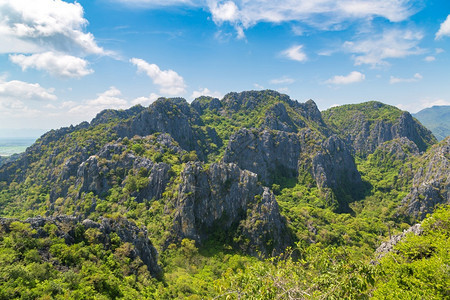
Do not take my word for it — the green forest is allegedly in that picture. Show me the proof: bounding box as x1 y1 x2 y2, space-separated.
0 90 448 299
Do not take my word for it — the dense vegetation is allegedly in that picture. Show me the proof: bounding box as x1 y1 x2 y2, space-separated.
0 90 448 299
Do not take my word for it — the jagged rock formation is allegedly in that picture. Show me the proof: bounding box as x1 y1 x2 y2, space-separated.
375 224 423 261
322 101 436 156
223 129 301 185
0 215 162 278
223 128 363 210
371 137 420 162
0 90 441 259
401 137 450 219
173 162 291 256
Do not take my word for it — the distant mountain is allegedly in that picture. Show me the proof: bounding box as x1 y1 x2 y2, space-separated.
413 106 450 141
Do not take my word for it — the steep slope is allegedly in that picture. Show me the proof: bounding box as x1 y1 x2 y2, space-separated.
0 90 448 299
400 137 450 219
413 105 450 141
322 101 436 156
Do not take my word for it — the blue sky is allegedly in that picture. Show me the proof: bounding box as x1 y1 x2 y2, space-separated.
1 0 450 137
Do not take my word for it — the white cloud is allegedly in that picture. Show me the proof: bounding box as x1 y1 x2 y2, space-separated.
435 48 445 54
0 0 104 55
68 87 128 116
191 87 223 100
270 76 295 85
131 93 160 106
282 45 307 62
389 73 422 84
9 52 93 78
130 58 186 96
344 29 424 66
253 83 264 90
112 0 196 7
326 71 365 85
0 79 57 101
435 15 450 39
206 0 418 37
397 98 450 113
424 56 435 62
209 1 240 23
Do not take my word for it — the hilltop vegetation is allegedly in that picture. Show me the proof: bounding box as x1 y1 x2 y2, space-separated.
0 90 448 299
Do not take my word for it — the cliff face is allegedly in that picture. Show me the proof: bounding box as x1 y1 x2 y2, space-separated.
0 90 441 259
223 129 301 185
401 137 450 219
223 128 363 211
0 216 162 278
173 162 291 256
322 102 436 157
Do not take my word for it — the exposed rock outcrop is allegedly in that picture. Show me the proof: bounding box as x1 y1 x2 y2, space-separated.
323 102 436 156
0 215 162 278
375 224 423 261
172 162 291 257
223 129 301 185
223 128 363 210
401 137 450 219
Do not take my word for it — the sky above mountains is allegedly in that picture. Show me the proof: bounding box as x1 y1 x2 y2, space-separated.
1 0 450 137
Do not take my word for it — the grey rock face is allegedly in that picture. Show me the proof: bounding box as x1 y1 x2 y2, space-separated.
345 111 433 156
114 98 200 153
310 135 363 199
0 215 162 278
173 162 291 256
223 129 301 185
75 140 172 202
262 102 301 133
191 96 222 114
373 137 420 162
375 224 422 261
224 128 363 209
401 137 450 219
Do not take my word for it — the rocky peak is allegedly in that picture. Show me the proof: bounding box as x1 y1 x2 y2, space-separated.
401 137 449 219
322 101 436 157
172 161 291 257
191 96 222 114
221 90 293 112
90 105 145 127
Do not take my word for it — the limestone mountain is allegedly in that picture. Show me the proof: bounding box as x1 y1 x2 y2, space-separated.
0 90 446 299
322 101 436 157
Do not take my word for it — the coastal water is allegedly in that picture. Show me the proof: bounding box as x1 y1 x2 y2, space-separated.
0 138 36 156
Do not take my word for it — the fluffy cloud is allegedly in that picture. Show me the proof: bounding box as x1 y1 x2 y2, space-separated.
282 45 307 62
435 15 450 39
112 0 196 6
344 29 424 66
206 0 418 36
0 79 57 101
0 0 104 55
131 93 160 106
326 71 365 84
389 73 422 84
68 87 128 116
9 52 93 78
191 87 223 100
424 56 435 62
130 58 186 96
270 76 295 85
